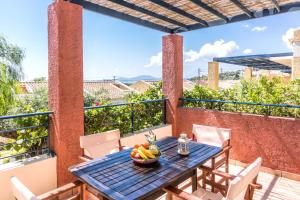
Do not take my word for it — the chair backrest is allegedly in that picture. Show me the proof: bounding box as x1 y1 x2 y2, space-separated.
192 124 231 147
10 176 39 200
226 157 262 200
120 125 172 147
80 129 121 159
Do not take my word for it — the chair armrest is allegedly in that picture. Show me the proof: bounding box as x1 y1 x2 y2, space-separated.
222 145 232 152
79 155 92 162
250 183 262 189
212 169 236 180
37 180 83 200
163 186 203 200
213 145 231 158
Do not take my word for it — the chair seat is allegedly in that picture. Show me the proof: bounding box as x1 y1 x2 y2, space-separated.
192 188 224 200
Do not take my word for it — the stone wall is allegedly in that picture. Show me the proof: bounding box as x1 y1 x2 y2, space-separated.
177 108 300 174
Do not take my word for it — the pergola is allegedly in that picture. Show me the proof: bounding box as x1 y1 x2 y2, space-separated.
48 0 300 185
214 53 293 71
68 0 300 33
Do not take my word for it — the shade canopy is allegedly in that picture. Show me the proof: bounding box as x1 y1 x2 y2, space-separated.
213 52 293 72
68 0 300 33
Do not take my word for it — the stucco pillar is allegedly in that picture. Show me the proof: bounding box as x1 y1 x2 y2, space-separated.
208 62 219 90
48 0 83 186
162 34 183 137
291 29 300 80
244 67 253 81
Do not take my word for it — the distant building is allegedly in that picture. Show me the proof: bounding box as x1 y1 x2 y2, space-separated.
18 80 136 101
129 80 196 93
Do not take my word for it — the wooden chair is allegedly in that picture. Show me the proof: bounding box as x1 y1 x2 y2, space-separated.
192 124 232 191
79 129 125 161
10 176 84 200
164 157 262 200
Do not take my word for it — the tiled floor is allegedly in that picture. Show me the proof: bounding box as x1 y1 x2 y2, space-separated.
158 164 300 200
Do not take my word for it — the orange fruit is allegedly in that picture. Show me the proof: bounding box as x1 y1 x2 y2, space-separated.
132 148 138 153
134 144 140 149
142 143 149 149
130 151 136 157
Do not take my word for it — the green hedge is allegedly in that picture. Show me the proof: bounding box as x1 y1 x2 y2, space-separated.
183 77 300 118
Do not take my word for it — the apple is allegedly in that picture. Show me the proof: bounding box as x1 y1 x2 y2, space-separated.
134 153 141 159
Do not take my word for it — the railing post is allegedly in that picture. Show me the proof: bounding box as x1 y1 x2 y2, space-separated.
47 114 51 156
131 103 135 133
162 99 167 124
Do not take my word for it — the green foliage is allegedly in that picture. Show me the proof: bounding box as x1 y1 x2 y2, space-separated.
126 82 164 102
0 36 24 115
1 89 49 164
84 82 164 136
0 64 18 115
184 77 300 118
84 90 110 107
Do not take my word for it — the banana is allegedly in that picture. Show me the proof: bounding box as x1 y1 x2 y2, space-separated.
149 149 159 155
139 146 155 159
138 149 148 160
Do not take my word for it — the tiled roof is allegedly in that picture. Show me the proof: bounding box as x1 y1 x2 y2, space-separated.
18 80 136 100
129 80 196 93
141 80 196 91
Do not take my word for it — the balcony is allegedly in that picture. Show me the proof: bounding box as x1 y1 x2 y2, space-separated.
2 0 300 199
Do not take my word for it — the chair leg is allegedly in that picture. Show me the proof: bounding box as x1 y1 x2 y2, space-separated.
166 192 173 200
82 184 89 200
202 170 207 189
225 158 229 188
248 176 258 200
211 158 216 193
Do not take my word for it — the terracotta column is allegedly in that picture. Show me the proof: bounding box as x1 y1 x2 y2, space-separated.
48 0 84 186
162 34 183 137
292 29 300 80
244 67 253 81
208 62 219 90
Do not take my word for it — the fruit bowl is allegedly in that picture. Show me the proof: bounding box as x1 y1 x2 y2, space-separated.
131 154 160 164
130 143 160 165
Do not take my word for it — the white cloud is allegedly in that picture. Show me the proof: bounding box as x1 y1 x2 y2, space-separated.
144 39 239 67
251 26 267 32
144 52 162 68
184 40 239 63
243 49 253 54
243 24 250 28
282 27 299 49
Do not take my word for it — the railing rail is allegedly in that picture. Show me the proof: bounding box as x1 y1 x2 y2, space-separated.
84 99 167 136
0 111 53 164
180 98 300 118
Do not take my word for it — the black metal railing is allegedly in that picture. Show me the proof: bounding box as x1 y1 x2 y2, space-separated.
0 111 53 164
180 98 300 118
84 99 167 137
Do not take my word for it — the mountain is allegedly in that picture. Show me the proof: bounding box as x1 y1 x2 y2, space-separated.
118 75 160 83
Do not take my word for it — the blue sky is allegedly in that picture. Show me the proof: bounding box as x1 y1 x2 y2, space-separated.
0 0 300 80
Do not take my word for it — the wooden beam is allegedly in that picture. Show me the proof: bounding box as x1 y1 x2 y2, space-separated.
230 0 253 18
69 0 172 33
149 0 208 27
190 0 229 22
271 0 280 12
106 0 187 28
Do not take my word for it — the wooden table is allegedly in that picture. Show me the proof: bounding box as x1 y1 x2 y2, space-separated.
69 137 222 200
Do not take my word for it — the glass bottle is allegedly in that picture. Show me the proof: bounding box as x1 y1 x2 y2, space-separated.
178 133 189 155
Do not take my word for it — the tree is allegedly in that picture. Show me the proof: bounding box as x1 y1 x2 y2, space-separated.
0 36 25 115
